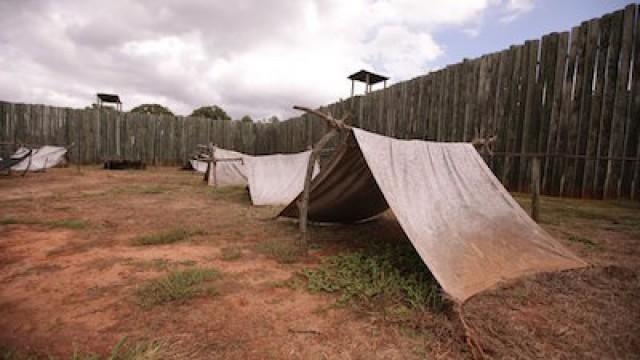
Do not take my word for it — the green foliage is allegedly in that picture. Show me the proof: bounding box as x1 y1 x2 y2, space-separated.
135 268 219 308
190 105 230 120
130 104 174 116
132 228 206 246
302 243 444 312
240 115 253 123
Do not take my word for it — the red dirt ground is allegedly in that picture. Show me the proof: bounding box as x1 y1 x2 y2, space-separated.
0 167 638 359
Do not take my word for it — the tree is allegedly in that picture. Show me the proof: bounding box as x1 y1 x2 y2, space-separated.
241 115 253 123
190 105 231 120
268 116 280 123
130 104 174 116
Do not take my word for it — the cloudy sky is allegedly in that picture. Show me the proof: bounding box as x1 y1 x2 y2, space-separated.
0 0 630 120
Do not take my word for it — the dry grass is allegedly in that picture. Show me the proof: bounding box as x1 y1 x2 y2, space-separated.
132 228 206 246
255 239 304 264
219 246 243 261
1 168 638 359
1 338 166 360
0 216 89 230
134 267 219 308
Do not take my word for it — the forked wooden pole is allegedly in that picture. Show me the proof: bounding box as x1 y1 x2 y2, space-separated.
298 129 337 241
294 105 350 250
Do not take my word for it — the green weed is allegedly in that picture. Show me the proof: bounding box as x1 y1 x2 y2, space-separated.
132 228 206 246
302 243 445 313
135 267 219 308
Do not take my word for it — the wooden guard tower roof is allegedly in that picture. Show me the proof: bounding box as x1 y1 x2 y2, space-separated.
348 70 388 85
96 93 121 104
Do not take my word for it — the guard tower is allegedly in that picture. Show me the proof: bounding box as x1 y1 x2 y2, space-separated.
96 93 122 111
348 70 388 96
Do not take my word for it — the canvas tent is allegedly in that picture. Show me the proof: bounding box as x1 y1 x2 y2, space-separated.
244 151 319 206
280 128 586 302
10 146 67 172
202 147 319 206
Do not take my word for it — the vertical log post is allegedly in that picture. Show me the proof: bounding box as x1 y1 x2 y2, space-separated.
293 105 352 252
531 156 541 222
298 129 337 250
209 145 217 188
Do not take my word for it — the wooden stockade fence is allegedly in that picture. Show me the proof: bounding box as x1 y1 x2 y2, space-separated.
1 4 639 200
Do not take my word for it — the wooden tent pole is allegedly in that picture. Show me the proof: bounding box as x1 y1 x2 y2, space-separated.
211 145 218 188
298 129 338 243
293 105 351 251
531 157 541 222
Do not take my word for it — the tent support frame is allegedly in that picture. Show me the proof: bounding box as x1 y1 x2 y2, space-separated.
293 106 351 251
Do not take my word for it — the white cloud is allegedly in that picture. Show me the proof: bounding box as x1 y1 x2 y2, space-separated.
0 0 529 119
501 0 534 23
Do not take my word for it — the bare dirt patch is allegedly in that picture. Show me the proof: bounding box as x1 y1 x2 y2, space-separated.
0 168 638 359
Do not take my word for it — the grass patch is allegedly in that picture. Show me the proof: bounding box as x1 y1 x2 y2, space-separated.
301 243 445 313
567 233 598 248
47 219 89 230
209 186 250 203
124 258 170 272
0 217 39 226
271 274 306 290
110 185 172 195
135 267 219 308
132 228 206 246
220 246 243 261
0 216 88 230
1 337 165 360
256 239 304 264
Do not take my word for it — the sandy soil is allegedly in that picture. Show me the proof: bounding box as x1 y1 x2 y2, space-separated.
0 167 638 359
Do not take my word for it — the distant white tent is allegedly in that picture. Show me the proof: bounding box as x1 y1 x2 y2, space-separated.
193 148 248 187
11 146 67 172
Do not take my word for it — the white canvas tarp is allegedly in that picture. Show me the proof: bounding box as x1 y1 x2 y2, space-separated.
244 151 319 206
280 129 586 302
192 148 248 187
11 146 67 171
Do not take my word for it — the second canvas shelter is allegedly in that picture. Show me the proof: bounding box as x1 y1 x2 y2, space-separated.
201 147 319 206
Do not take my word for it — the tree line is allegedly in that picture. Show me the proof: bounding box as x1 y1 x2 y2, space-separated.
91 102 279 123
